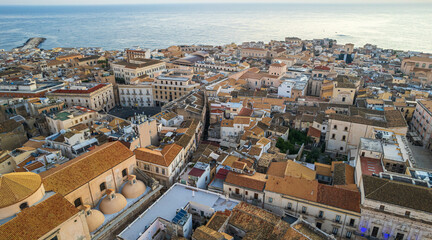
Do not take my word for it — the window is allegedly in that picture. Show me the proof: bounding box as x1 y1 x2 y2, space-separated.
235 188 240 194
74 198 82 207
342 135 346 141
342 97 346 102
335 215 341 223
405 211 411 217
346 231 352 239
254 193 258 199
340 147 343 151
318 211 324 218
162 168 165 175
332 227 339 235
144 164 150 171
349 218 355 227
268 197 273 203
287 202 292 209
333 125 337 130
155 167 159 173
245 191 248 195
122 168 128 177
379 205 385 211
332 134 336 139
301 206 307 214
316 222 322 229
361 152 365 157
99 182 106 192
19 202 29 210
344 126 348 131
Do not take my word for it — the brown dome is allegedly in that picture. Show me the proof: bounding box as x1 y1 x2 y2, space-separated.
121 175 146 199
0 172 43 208
99 189 127 215
81 205 105 232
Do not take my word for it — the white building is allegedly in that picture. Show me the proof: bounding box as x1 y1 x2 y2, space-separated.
118 83 153 107
278 80 295 98
111 59 166 83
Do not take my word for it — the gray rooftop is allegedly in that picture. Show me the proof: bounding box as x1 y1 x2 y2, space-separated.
118 183 238 240
360 138 383 153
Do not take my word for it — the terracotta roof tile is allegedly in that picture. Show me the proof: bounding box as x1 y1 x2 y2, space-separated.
267 162 287 178
265 175 318 202
0 172 42 208
41 141 134 196
0 194 79 240
134 143 182 167
225 172 267 191
317 184 360 213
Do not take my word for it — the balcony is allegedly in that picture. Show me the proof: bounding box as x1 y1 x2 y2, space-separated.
245 198 262 206
229 193 243 200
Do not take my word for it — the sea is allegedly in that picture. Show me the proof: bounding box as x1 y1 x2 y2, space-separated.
1 3 432 53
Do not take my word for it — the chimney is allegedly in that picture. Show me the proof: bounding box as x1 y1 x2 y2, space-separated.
127 174 137 184
106 189 115 199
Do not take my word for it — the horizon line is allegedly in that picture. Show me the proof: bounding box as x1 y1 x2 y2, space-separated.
1 2 431 6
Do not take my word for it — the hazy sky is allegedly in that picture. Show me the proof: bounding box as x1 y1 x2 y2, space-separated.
0 0 430 5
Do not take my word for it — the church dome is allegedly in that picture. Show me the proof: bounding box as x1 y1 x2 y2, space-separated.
81 205 105 232
99 189 127 215
121 175 146 199
0 172 43 208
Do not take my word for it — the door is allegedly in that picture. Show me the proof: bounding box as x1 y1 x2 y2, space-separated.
371 227 379 237
395 233 404 240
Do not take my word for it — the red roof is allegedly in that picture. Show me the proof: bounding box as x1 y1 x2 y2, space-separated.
73 106 96 112
360 156 384 176
317 184 361 213
189 168 205 177
215 168 229 179
51 84 106 94
307 127 321 138
238 108 253 117
211 109 224 114
314 66 331 71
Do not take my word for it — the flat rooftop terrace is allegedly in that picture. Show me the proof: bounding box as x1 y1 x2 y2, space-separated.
360 156 384 176
118 183 238 240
